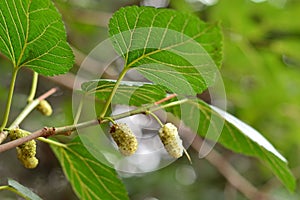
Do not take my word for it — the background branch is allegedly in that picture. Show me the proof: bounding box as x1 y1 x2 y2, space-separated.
191 135 270 200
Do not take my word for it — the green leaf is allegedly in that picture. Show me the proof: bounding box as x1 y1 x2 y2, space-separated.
168 99 296 191
108 6 222 95
0 0 74 76
51 137 129 200
8 178 42 200
82 79 166 106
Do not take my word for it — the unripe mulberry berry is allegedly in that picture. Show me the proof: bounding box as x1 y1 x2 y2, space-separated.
21 157 39 169
37 100 53 116
110 123 138 156
159 123 184 158
9 129 39 169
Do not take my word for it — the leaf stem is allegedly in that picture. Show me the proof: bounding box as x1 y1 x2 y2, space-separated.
9 100 40 129
146 111 164 127
0 68 19 132
27 72 38 102
0 185 30 200
73 94 84 125
12 87 58 128
150 98 190 113
37 138 67 148
99 68 128 118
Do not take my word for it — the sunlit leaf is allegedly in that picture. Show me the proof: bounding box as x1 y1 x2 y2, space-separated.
51 137 129 200
109 6 222 95
0 0 74 75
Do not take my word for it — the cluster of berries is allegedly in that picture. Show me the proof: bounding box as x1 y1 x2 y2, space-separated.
110 122 185 159
8 100 53 168
9 129 38 169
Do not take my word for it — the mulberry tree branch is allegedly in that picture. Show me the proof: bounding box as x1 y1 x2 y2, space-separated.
0 97 187 153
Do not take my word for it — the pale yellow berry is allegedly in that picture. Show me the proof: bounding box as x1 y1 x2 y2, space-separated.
21 157 39 169
110 123 138 156
9 129 29 140
37 100 53 116
9 129 39 169
159 123 184 158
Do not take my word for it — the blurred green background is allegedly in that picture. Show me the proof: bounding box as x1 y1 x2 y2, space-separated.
1 0 300 199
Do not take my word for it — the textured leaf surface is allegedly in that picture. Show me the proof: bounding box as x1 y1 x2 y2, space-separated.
167 99 295 191
51 137 129 200
8 179 42 200
0 0 74 75
82 79 166 106
109 6 222 95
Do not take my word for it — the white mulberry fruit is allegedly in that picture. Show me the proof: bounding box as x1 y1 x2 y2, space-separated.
9 129 39 169
110 123 138 156
159 123 184 158
37 100 53 116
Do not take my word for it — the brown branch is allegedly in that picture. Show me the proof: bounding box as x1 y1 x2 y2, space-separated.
154 93 177 105
0 119 99 153
37 87 58 101
0 128 52 153
0 131 9 145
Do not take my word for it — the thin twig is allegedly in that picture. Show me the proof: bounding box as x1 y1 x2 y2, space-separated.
154 93 177 105
37 87 58 101
0 87 59 144
11 87 58 129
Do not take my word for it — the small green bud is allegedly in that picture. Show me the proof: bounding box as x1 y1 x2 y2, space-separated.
159 123 184 158
37 100 53 116
110 123 138 156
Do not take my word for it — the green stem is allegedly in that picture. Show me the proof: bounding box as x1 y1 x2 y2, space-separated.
9 99 40 129
109 98 189 121
56 119 100 134
37 137 67 148
150 98 189 112
0 185 30 200
27 72 38 102
0 68 19 132
11 88 57 128
103 117 116 124
100 68 128 118
0 186 8 191
73 95 84 125
0 87 58 144
146 111 164 127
